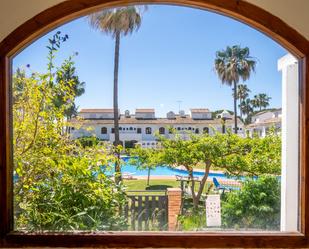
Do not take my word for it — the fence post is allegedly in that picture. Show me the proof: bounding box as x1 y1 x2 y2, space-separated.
167 188 182 231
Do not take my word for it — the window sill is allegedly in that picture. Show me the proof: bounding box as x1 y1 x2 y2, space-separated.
1 231 307 248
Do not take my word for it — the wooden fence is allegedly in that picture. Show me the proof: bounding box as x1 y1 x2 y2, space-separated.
125 191 168 231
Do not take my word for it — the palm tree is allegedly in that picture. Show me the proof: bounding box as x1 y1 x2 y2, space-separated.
214 45 256 134
252 93 271 111
236 84 250 118
240 98 253 124
88 6 145 183
240 98 253 115
250 98 258 110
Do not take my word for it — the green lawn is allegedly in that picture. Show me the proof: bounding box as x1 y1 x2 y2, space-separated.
124 179 180 195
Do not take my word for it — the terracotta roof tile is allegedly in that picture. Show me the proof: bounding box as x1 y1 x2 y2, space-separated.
79 109 115 113
71 116 243 125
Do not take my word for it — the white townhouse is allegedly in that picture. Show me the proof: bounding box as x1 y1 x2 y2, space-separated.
245 109 282 137
70 108 245 148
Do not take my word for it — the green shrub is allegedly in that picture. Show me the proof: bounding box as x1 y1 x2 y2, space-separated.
221 175 280 230
177 196 206 231
14 141 128 232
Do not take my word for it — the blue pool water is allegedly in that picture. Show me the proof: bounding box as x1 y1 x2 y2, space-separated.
120 156 238 181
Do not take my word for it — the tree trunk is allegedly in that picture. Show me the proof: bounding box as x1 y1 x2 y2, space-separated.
113 31 121 184
188 170 198 209
222 118 226 134
147 167 151 186
195 161 211 206
233 81 238 134
189 162 211 210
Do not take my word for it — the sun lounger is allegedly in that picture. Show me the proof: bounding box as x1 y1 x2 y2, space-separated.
213 177 240 192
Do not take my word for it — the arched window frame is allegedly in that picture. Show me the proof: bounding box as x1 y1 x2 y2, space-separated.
0 0 308 248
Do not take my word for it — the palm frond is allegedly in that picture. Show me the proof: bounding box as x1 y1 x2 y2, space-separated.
88 6 146 38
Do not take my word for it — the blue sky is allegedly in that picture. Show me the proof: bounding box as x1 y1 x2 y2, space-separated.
13 5 287 117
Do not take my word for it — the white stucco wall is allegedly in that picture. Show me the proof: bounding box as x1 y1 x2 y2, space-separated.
252 112 274 123
135 112 155 119
191 112 212 119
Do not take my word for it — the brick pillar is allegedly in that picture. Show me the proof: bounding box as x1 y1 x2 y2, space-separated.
167 188 182 231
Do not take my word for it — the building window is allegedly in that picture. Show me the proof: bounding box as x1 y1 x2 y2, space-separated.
101 127 107 134
137 128 141 134
119 127 122 130
145 127 152 134
130 127 133 130
203 127 209 134
177 127 181 130
111 128 115 134
195 128 199 134
159 127 165 134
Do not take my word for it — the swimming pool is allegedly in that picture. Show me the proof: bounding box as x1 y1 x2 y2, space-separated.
120 156 238 181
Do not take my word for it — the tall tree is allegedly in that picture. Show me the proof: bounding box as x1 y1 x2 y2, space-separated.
214 45 256 134
252 93 271 111
88 6 145 183
236 84 250 118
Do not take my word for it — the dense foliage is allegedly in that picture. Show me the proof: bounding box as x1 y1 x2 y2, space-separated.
77 136 101 148
131 130 281 208
13 32 127 232
221 175 280 230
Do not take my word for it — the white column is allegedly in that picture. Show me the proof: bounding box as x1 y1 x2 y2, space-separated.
278 54 299 231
